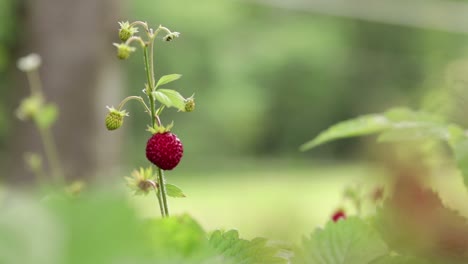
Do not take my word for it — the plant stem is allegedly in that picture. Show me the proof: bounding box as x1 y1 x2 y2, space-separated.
149 36 156 87
36 125 64 186
26 69 64 186
143 39 170 217
152 184 165 217
157 167 169 216
26 70 43 97
117 95 151 115
143 46 157 128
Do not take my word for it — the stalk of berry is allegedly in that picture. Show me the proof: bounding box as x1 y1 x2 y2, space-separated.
107 21 193 217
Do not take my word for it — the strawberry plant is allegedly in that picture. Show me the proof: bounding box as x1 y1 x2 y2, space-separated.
107 21 194 217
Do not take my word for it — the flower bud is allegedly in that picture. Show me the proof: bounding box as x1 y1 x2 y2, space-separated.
113 43 136 60
118 21 138 41
105 106 128 130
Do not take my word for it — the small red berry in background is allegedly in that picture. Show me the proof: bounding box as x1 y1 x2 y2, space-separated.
332 209 346 222
146 132 184 170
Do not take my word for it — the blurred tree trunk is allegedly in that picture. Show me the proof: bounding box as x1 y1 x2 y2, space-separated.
8 0 125 183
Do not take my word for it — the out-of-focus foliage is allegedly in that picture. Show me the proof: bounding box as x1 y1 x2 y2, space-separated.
0 190 290 264
301 107 468 189
295 217 389 264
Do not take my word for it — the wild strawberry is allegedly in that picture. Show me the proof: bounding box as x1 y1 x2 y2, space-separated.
105 107 128 130
146 132 183 170
332 209 346 222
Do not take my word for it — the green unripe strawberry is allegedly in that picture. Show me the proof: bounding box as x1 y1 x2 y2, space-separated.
105 107 128 130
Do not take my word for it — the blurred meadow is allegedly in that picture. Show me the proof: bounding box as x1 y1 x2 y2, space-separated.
2 0 468 244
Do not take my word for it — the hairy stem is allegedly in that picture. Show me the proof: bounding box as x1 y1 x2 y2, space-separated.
151 183 165 217
143 46 157 128
149 36 156 88
157 167 169 216
130 21 150 34
117 95 150 116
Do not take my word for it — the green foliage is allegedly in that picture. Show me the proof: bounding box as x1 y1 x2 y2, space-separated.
0 191 297 264
156 73 182 88
302 107 468 189
295 217 388 264
209 230 289 264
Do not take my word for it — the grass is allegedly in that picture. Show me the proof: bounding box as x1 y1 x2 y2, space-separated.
130 159 387 243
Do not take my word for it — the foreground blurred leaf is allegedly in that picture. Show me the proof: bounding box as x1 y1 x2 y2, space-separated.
145 214 215 262
209 230 290 264
300 114 390 151
301 107 468 191
0 193 62 264
296 217 388 264
384 107 445 123
48 192 152 264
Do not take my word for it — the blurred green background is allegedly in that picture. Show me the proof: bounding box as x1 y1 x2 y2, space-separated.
1 0 468 241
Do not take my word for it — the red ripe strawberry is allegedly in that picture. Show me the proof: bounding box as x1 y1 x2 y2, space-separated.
332 209 346 222
146 132 183 170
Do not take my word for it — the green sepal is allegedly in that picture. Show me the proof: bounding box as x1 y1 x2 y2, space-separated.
146 121 174 134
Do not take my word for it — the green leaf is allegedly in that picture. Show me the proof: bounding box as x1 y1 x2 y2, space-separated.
209 230 290 264
166 183 186 198
35 103 58 129
155 74 182 88
153 91 172 108
377 123 449 142
159 89 186 111
384 107 445 123
296 217 388 264
300 114 390 151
